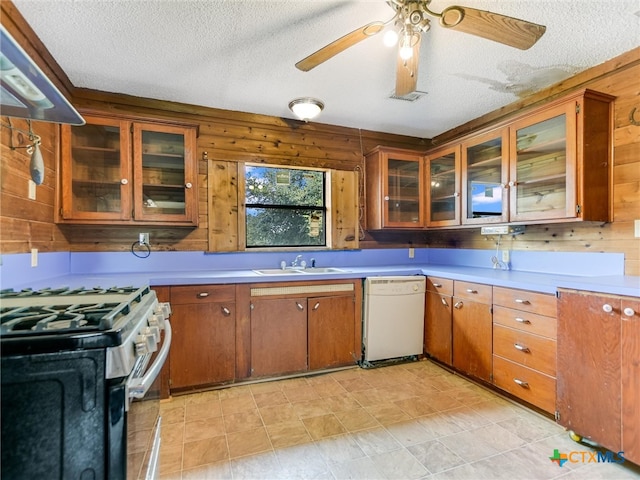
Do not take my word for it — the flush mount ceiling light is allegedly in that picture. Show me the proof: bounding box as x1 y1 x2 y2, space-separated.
288 97 324 122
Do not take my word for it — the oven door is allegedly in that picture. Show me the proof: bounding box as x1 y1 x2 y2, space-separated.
124 320 172 480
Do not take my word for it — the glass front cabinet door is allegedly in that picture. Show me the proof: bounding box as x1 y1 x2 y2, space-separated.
365 147 424 229
508 102 576 222
59 115 198 226
461 129 509 225
425 146 460 227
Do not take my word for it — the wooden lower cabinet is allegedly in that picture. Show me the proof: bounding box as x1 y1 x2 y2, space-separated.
168 285 236 392
452 281 493 382
557 289 640 465
308 295 356 370
250 297 308 377
424 277 453 365
492 287 557 414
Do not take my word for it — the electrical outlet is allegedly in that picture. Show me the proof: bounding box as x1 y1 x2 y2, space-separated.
31 248 38 267
139 233 149 244
635 219 640 238
28 180 36 200
409 247 415 259
502 249 510 263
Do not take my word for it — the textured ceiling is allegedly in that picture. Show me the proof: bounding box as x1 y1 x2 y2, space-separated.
11 0 640 138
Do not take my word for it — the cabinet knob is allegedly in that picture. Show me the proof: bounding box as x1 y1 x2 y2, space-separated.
221 306 231 316
513 378 529 388
508 181 516 187
384 196 390 201
454 301 463 309
514 298 530 305
453 192 460 197
602 304 613 313
433 283 442 288
121 178 129 185
440 297 449 307
313 302 320 310
515 317 531 324
514 343 530 353
623 307 635 317
466 289 477 294
185 182 193 189
296 302 304 311
197 292 209 298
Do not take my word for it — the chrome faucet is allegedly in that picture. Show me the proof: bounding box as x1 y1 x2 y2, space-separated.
291 255 303 267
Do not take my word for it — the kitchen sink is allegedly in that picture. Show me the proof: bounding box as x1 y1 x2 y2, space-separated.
252 267 347 275
253 268 305 275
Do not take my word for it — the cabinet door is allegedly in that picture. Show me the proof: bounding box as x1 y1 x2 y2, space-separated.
60 116 132 221
509 101 577 222
250 298 307 377
169 302 235 390
452 298 492 382
557 290 621 451
425 290 452 365
308 295 356 370
461 129 509 225
622 298 640 464
425 146 460 227
133 122 198 225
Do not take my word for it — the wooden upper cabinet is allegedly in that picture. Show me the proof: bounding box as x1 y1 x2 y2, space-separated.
461 129 509 225
365 146 424 229
508 90 613 223
58 114 198 226
425 146 461 227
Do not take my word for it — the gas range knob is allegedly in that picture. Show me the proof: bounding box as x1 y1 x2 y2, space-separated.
154 302 172 319
148 313 166 330
145 325 161 343
135 332 157 356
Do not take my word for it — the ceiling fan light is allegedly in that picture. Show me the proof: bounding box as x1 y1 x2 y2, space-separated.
383 29 398 47
288 97 324 122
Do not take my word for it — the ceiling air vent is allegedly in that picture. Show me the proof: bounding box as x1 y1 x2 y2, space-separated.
389 90 427 102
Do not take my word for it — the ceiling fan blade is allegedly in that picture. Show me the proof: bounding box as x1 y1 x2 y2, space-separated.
295 21 385 71
440 6 546 50
395 36 421 97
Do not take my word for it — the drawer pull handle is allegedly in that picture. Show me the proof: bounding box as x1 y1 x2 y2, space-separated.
466 289 478 294
313 302 320 310
513 378 529 388
623 307 635 317
433 283 443 288
514 299 530 304
602 304 613 313
296 302 304 311
221 306 231 316
197 292 209 298
441 297 449 307
514 343 530 353
515 317 531 324
454 301 463 309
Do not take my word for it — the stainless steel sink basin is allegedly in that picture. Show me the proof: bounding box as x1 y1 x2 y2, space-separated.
301 267 347 273
253 268 305 275
252 267 347 275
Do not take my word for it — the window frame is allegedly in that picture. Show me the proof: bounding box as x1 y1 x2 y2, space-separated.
241 163 332 250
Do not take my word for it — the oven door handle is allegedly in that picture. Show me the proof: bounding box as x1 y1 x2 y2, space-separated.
128 320 172 400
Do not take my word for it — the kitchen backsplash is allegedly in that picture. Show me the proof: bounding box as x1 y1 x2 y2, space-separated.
0 248 625 290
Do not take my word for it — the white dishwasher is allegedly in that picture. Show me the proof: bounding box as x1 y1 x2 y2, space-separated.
362 276 426 364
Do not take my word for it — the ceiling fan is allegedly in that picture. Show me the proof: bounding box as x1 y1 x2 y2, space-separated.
295 0 546 96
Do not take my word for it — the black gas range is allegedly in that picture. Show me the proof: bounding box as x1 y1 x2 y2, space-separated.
0 285 172 480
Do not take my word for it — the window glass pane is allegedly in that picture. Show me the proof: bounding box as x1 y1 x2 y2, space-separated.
245 165 326 248
246 208 325 247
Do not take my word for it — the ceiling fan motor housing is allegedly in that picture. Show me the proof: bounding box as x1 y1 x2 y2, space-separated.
403 1 431 33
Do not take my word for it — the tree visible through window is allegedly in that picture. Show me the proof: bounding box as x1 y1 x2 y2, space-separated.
245 165 326 247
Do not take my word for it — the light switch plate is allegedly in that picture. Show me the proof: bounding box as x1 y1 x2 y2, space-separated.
502 250 510 263
409 247 415 258
31 248 38 267
28 180 36 200
635 219 640 238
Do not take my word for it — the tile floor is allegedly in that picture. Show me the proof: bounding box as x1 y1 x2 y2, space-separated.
158 360 639 479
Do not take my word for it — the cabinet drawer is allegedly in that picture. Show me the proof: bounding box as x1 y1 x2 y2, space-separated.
493 355 556 414
454 281 492 304
170 285 235 304
493 286 556 317
493 324 556 376
427 276 453 295
493 305 557 339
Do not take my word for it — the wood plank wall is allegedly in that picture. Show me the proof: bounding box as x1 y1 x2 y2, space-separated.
0 2 638 275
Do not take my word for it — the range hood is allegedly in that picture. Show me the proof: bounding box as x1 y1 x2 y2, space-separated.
0 25 84 125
